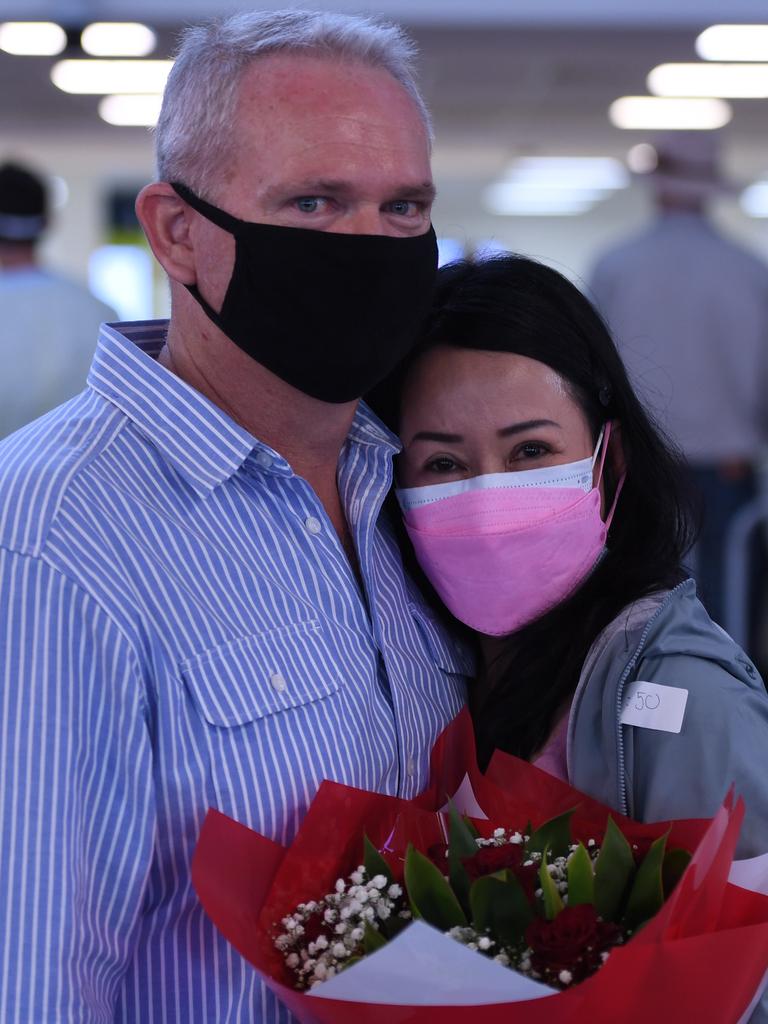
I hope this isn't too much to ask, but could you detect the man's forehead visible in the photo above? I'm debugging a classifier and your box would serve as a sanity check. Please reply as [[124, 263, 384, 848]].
[[236, 52, 423, 123]]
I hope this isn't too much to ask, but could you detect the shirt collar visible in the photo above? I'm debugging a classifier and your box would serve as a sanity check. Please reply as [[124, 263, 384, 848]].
[[88, 321, 262, 496], [88, 320, 401, 495]]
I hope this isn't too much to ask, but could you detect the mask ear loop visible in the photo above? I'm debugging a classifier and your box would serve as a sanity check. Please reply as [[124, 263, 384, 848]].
[[593, 421, 626, 531]]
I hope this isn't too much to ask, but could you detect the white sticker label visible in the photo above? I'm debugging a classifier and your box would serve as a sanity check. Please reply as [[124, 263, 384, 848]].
[[620, 680, 688, 734]]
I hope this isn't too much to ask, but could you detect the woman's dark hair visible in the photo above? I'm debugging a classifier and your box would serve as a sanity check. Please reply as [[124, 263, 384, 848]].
[[367, 254, 697, 767]]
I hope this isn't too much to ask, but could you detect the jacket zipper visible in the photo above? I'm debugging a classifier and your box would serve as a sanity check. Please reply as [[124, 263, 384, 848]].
[[614, 580, 691, 815]]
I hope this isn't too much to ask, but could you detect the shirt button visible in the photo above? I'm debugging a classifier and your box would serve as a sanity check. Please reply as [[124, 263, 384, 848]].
[[255, 451, 272, 470], [270, 672, 287, 692], [305, 516, 322, 535], [405, 756, 416, 778]]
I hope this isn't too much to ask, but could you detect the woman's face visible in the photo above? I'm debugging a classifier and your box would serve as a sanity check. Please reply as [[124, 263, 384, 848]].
[[397, 346, 596, 488]]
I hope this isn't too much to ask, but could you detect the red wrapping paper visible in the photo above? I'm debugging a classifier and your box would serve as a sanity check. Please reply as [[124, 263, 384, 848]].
[[192, 709, 768, 1022]]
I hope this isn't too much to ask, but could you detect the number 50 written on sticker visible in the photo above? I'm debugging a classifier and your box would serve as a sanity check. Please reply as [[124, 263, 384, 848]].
[[620, 680, 688, 734]]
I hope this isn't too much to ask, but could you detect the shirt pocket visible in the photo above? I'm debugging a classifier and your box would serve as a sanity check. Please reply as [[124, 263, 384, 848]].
[[179, 618, 341, 727]]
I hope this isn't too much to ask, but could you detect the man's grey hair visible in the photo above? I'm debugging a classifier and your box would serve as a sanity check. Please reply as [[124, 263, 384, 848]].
[[155, 9, 432, 196]]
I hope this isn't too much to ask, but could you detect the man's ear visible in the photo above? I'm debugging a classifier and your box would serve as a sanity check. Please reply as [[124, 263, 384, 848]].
[[135, 182, 197, 285]]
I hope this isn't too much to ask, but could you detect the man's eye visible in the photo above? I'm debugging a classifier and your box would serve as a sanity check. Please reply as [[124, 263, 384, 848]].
[[425, 455, 459, 473], [388, 200, 420, 217], [295, 197, 326, 213]]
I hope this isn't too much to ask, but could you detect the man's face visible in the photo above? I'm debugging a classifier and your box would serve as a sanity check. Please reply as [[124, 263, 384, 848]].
[[191, 53, 435, 308]]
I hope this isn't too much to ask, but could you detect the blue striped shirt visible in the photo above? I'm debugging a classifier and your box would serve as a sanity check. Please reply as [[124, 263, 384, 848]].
[[0, 321, 469, 1023]]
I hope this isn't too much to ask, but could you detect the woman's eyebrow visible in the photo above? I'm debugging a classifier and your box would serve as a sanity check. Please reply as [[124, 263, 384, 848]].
[[497, 419, 560, 437], [409, 430, 464, 444]]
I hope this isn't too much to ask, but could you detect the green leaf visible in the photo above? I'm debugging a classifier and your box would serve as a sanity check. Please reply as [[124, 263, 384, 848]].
[[363, 834, 393, 887], [527, 810, 574, 860], [623, 832, 668, 931], [469, 871, 533, 947], [662, 847, 691, 899], [594, 817, 636, 922], [448, 804, 479, 917], [404, 844, 467, 930], [463, 815, 480, 839], [362, 920, 388, 954], [538, 845, 564, 920], [566, 842, 595, 906]]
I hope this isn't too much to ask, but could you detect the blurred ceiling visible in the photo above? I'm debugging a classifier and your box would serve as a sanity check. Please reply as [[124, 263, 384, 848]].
[[2, 1, 768, 276]]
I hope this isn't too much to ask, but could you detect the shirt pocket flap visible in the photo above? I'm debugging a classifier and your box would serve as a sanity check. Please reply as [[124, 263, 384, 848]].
[[180, 619, 341, 727], [410, 603, 475, 676]]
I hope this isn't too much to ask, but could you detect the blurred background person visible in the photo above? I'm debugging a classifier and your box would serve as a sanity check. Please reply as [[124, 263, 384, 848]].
[[0, 160, 117, 438], [588, 132, 768, 666]]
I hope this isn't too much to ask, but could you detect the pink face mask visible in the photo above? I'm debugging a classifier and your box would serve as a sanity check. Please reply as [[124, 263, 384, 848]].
[[396, 423, 624, 636]]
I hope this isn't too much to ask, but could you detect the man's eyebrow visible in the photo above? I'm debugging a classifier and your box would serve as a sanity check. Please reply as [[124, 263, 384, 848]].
[[389, 182, 438, 202], [263, 180, 437, 201], [497, 419, 560, 437]]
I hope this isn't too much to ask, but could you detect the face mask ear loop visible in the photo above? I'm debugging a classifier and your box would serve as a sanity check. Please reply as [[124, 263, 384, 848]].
[[594, 420, 625, 530]]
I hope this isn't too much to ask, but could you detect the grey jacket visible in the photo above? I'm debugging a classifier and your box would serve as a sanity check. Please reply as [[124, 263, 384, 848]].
[[567, 579, 768, 860]]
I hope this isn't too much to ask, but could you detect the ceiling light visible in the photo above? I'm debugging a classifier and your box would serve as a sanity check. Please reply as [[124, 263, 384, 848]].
[[501, 156, 629, 190], [740, 181, 768, 217], [485, 184, 597, 217], [0, 21, 66, 56], [697, 24, 768, 62], [51, 59, 173, 95], [99, 94, 162, 126], [626, 143, 658, 174], [648, 62, 768, 98], [609, 96, 732, 130], [81, 22, 156, 58], [485, 156, 629, 217]]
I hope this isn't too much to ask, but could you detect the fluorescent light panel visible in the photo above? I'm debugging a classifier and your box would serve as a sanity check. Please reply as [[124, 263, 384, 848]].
[[99, 94, 162, 126], [501, 156, 629, 190], [81, 22, 156, 58], [697, 25, 768, 62], [0, 21, 66, 55], [51, 59, 173, 95], [485, 156, 629, 217], [609, 96, 732, 130], [648, 62, 768, 98]]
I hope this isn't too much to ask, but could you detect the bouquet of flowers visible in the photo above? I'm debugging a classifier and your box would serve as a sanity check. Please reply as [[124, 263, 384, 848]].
[[192, 710, 768, 1022]]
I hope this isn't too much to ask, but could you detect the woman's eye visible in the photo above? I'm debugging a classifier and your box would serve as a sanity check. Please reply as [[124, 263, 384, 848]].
[[516, 442, 548, 460], [424, 455, 460, 474]]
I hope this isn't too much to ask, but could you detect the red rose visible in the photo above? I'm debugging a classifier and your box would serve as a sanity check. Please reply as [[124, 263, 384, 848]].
[[525, 904, 621, 983], [462, 843, 525, 881]]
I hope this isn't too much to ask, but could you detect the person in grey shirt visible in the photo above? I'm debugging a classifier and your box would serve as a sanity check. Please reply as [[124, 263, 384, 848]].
[[0, 161, 117, 438], [588, 132, 768, 660]]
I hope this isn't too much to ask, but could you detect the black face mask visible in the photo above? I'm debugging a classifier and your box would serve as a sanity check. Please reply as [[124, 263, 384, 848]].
[[171, 182, 438, 403]]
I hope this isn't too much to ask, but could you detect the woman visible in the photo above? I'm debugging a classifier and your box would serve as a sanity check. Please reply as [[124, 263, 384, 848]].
[[370, 254, 768, 857]]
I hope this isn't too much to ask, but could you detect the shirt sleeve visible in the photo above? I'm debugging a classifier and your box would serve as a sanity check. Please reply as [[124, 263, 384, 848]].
[[0, 548, 156, 1023], [627, 649, 768, 859]]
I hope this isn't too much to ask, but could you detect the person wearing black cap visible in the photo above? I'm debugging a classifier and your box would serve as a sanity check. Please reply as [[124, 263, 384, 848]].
[[0, 160, 116, 437]]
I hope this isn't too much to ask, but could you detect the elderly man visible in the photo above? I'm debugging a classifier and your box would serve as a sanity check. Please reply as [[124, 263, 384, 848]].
[[0, 11, 468, 1022]]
